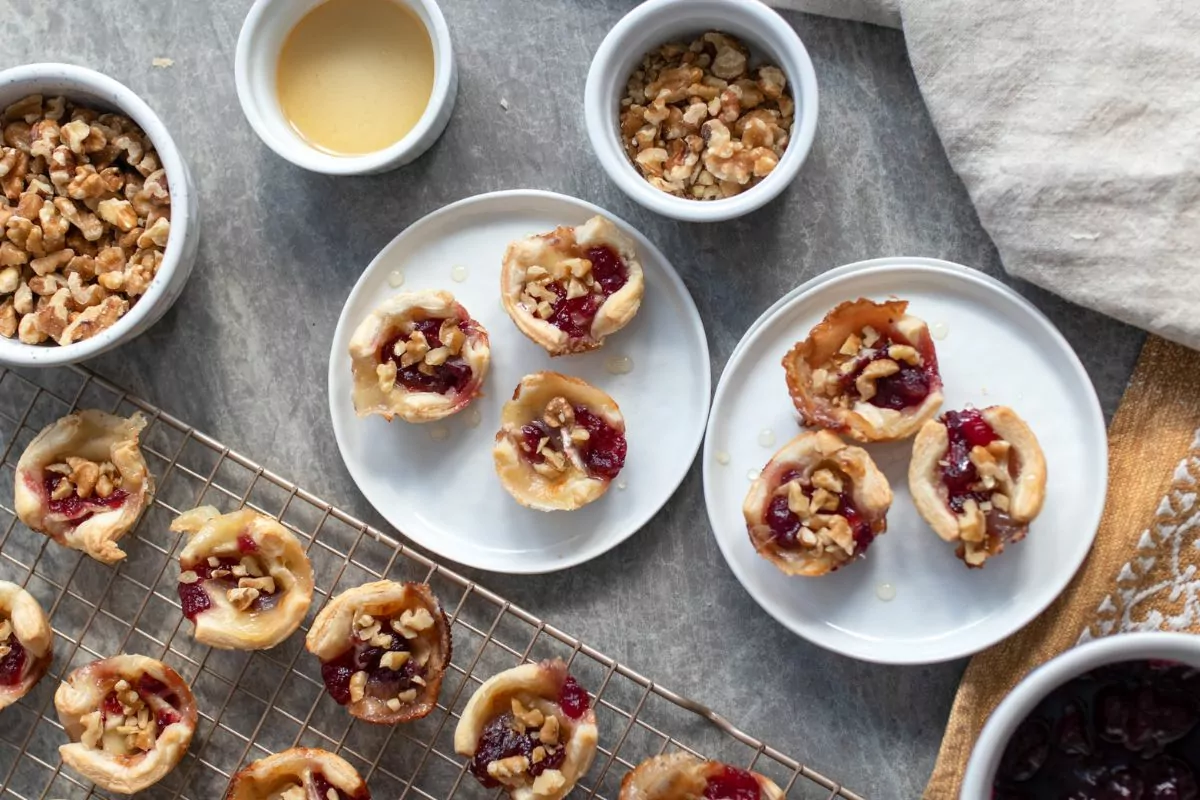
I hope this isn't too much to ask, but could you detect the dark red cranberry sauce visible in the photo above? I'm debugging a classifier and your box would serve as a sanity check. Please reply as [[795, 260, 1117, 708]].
[[838, 335, 939, 411], [939, 409, 1003, 513], [540, 245, 628, 340], [764, 469, 874, 556], [0, 626, 27, 687], [704, 765, 762, 800], [41, 474, 128, 521], [470, 713, 568, 788], [311, 773, 370, 800], [993, 660, 1200, 799], [379, 315, 477, 396], [559, 675, 590, 719], [319, 618, 426, 706], [518, 406, 627, 481], [178, 534, 276, 620]]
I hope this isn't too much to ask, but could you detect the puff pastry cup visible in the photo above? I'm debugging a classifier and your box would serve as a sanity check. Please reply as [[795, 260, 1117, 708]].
[[171, 506, 315, 650], [783, 298, 943, 442], [619, 753, 785, 800], [493, 372, 628, 511], [454, 658, 598, 800], [225, 747, 370, 800], [501, 215, 645, 356], [909, 406, 1047, 568], [306, 580, 451, 724], [55, 654, 197, 794], [0, 580, 53, 709], [14, 410, 154, 564], [743, 430, 892, 576], [349, 289, 490, 423]]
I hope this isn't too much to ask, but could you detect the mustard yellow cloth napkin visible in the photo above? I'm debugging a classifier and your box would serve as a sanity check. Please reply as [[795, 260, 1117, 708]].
[[924, 336, 1200, 797]]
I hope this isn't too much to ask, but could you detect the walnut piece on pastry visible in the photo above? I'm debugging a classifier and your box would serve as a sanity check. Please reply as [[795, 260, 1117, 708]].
[[783, 298, 943, 442], [55, 654, 197, 795], [493, 372, 628, 511], [619, 753, 785, 800], [454, 659, 598, 800], [501, 215, 645, 356], [743, 430, 892, 576], [171, 506, 315, 650], [349, 289, 490, 423], [224, 747, 370, 800], [909, 406, 1047, 568], [305, 580, 451, 724], [14, 410, 154, 564], [0, 581, 53, 710]]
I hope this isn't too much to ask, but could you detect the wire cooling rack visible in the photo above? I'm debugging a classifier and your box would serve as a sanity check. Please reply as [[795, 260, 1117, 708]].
[[0, 364, 864, 800]]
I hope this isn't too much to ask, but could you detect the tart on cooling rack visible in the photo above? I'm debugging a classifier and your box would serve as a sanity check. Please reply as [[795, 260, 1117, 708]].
[[348, 289, 491, 423], [910, 406, 1047, 568], [455, 658, 598, 800], [743, 430, 892, 576], [0, 581, 53, 710], [783, 298, 943, 442], [306, 580, 451, 724], [619, 753, 785, 800], [55, 654, 197, 794], [225, 747, 370, 800], [171, 506, 315, 650], [501, 215, 645, 356], [493, 372, 628, 511], [14, 410, 155, 564]]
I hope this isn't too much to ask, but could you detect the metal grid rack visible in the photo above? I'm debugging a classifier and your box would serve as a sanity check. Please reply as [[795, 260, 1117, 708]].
[[0, 364, 864, 800]]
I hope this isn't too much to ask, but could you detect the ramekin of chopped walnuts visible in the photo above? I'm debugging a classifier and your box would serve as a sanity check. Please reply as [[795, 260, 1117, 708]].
[[0, 64, 199, 366], [584, 0, 818, 222]]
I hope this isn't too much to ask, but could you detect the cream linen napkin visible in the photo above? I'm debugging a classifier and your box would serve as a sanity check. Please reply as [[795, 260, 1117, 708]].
[[770, 0, 1200, 350]]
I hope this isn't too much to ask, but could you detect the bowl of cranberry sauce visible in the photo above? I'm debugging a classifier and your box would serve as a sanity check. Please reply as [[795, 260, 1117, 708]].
[[962, 633, 1200, 799]]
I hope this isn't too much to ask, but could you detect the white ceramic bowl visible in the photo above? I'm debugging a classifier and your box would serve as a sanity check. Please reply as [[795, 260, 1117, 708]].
[[0, 63, 199, 368], [962, 632, 1200, 797], [235, 0, 457, 175], [584, 0, 818, 223]]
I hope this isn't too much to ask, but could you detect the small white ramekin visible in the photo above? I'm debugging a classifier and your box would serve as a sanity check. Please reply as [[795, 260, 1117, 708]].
[[961, 632, 1200, 797], [0, 63, 200, 369], [235, 0, 457, 175], [584, 0, 818, 223]]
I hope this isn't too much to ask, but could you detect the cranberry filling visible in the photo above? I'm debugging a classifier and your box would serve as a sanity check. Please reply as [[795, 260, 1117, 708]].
[[839, 337, 938, 410], [319, 620, 425, 706], [704, 765, 762, 800], [0, 633, 27, 687], [763, 471, 874, 556], [558, 675, 590, 720], [380, 317, 476, 396], [541, 245, 627, 340], [993, 660, 1200, 799], [518, 408, 626, 481], [177, 552, 278, 621], [312, 773, 368, 800], [939, 409, 1001, 513], [42, 474, 128, 520], [470, 713, 568, 788], [97, 674, 182, 736]]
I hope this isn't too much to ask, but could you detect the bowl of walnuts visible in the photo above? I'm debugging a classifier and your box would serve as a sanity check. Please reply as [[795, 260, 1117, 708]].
[[584, 0, 818, 223], [0, 63, 199, 367]]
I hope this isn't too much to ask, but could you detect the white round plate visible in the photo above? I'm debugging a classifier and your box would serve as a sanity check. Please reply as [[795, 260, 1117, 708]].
[[329, 190, 711, 573], [703, 257, 1107, 664]]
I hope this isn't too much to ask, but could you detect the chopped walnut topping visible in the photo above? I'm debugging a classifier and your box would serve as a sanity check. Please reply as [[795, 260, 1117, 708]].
[[386, 697, 403, 712], [855, 359, 900, 402], [392, 607, 434, 639], [774, 471, 859, 557], [45, 456, 121, 502], [178, 570, 199, 585], [397, 688, 418, 703], [512, 698, 545, 728], [238, 575, 275, 594], [349, 670, 368, 703], [379, 651, 409, 671], [538, 713, 560, 747], [487, 755, 530, 780], [226, 586, 260, 611]]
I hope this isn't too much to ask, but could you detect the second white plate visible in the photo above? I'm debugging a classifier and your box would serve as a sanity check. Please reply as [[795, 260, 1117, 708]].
[[703, 258, 1107, 664]]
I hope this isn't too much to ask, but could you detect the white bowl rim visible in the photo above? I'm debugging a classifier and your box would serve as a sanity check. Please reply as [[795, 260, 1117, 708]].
[[234, 0, 455, 175], [0, 62, 192, 368], [962, 631, 1200, 797], [584, 0, 819, 222]]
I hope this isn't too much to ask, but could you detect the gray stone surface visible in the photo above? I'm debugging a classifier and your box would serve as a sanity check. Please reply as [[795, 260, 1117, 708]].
[[5, 1, 1144, 797]]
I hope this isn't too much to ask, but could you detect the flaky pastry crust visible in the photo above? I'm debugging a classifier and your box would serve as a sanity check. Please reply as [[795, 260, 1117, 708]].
[[501, 215, 645, 356], [0, 580, 53, 710], [493, 372, 626, 511], [619, 753, 785, 800], [224, 747, 370, 800], [743, 430, 892, 576], [783, 298, 943, 442], [171, 506, 315, 650], [55, 654, 197, 794], [14, 410, 154, 564], [348, 290, 490, 423]]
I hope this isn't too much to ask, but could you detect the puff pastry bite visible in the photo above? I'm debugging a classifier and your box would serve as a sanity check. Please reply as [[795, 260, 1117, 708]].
[[14, 410, 154, 564], [55, 654, 197, 794], [501, 215, 645, 356], [0, 581, 53, 709], [743, 430, 892, 576], [619, 753, 785, 800], [349, 290, 490, 423], [171, 506, 315, 650], [455, 659, 598, 800], [225, 747, 370, 800], [493, 372, 628, 511], [783, 298, 943, 442], [910, 406, 1047, 568], [306, 580, 450, 724]]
